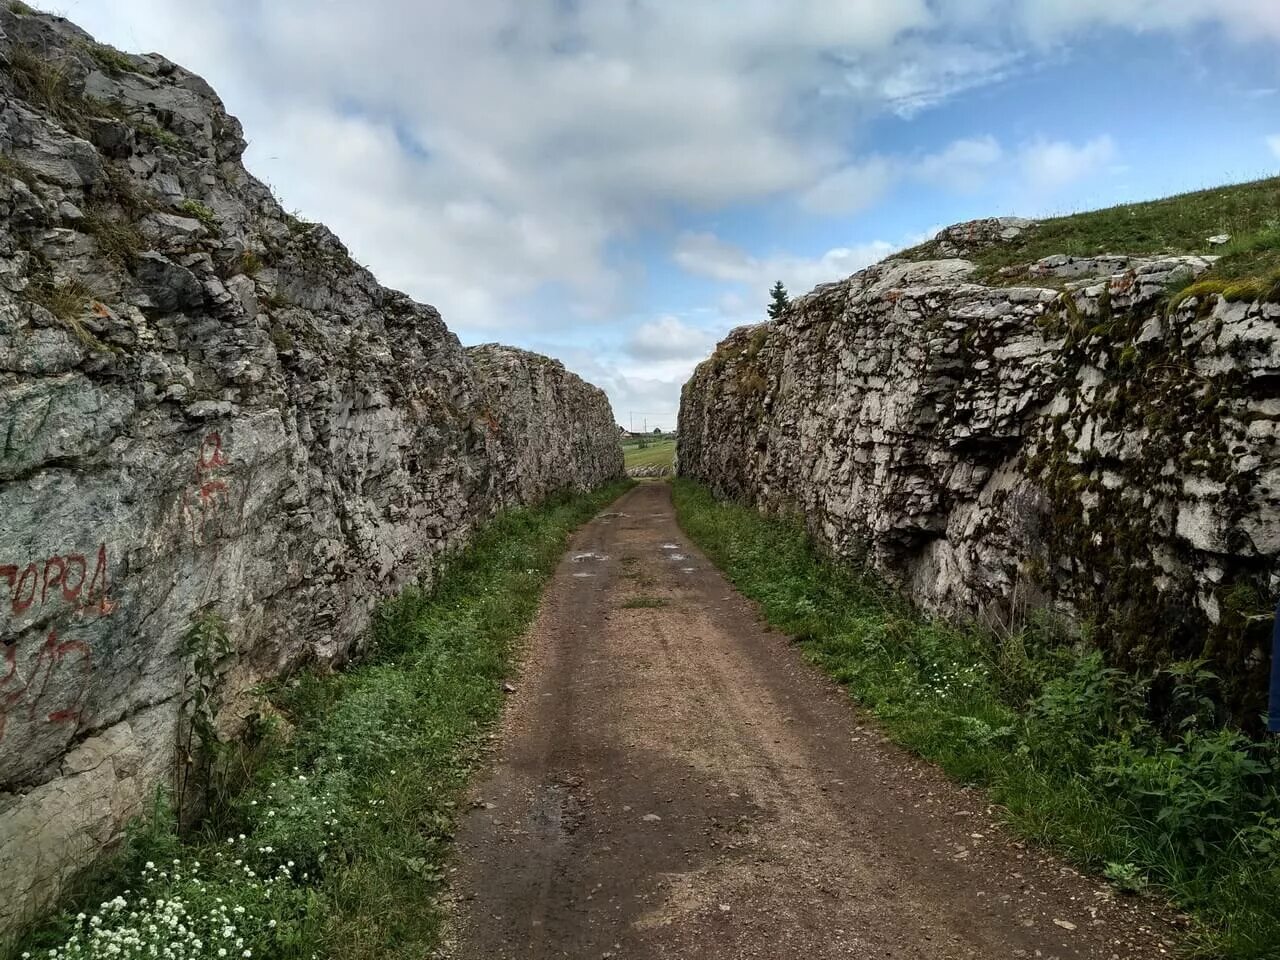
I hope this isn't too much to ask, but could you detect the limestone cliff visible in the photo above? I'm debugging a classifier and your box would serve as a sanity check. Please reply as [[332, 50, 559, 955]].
[[679, 232, 1279, 722], [0, 6, 621, 933], [465, 344, 624, 505]]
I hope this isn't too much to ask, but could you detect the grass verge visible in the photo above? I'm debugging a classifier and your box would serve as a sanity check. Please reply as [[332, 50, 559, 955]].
[[9, 479, 632, 960], [672, 478, 1280, 960]]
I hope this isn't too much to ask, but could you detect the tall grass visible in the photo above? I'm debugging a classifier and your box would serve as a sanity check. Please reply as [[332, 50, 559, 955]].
[[673, 479, 1280, 959], [9, 480, 632, 960]]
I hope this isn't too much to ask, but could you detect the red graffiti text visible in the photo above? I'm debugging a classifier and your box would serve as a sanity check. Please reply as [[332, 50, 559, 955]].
[[0, 629, 92, 743], [185, 432, 234, 545], [0, 543, 114, 619]]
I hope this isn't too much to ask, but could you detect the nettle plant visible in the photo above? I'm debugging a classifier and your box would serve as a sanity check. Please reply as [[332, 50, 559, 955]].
[[177, 609, 233, 826]]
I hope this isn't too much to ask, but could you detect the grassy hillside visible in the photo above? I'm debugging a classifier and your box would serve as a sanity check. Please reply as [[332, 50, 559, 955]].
[[905, 175, 1280, 293]]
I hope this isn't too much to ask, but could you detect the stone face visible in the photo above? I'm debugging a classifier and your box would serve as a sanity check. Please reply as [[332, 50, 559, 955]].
[[0, 9, 621, 934], [678, 244, 1279, 724], [931, 217, 1036, 257], [465, 344, 625, 504]]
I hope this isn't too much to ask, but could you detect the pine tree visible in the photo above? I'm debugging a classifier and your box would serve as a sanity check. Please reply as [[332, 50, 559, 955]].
[[767, 280, 789, 320]]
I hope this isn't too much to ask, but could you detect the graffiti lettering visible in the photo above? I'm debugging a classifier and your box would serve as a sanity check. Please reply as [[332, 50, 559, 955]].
[[185, 432, 233, 545], [0, 629, 93, 743], [0, 545, 112, 618], [11, 563, 36, 613], [197, 431, 230, 475]]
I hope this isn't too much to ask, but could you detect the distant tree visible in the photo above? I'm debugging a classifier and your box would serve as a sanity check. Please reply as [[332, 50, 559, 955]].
[[653, 426, 662, 434], [767, 280, 789, 320]]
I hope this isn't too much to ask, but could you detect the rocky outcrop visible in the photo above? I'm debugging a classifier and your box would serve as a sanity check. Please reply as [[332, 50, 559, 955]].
[[679, 239, 1280, 721], [466, 344, 624, 504], [0, 7, 620, 934]]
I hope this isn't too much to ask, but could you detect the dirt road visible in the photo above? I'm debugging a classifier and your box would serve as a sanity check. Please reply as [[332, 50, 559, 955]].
[[449, 483, 1177, 959]]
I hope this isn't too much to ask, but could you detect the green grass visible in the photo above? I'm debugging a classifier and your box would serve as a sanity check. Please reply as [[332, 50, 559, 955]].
[[9, 480, 632, 960], [77, 41, 137, 76], [138, 123, 184, 152], [620, 596, 667, 609], [623, 438, 676, 471], [179, 198, 220, 232], [672, 478, 1280, 960], [902, 176, 1280, 294]]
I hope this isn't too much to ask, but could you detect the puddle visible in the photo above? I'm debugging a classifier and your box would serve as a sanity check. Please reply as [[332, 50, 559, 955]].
[[667, 554, 687, 561], [681, 567, 695, 573], [572, 572, 595, 578], [660, 543, 681, 550], [572, 552, 609, 562]]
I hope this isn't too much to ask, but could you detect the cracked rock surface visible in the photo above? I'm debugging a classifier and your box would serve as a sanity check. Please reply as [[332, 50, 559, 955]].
[[0, 6, 621, 932], [678, 232, 1278, 722]]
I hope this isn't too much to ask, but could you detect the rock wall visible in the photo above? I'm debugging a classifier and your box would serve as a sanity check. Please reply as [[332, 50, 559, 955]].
[[679, 243, 1280, 722], [0, 7, 621, 935], [465, 344, 624, 504]]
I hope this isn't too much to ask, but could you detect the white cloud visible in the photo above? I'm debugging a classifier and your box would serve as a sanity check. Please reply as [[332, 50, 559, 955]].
[[1268, 135, 1280, 161], [546, 345, 700, 432], [674, 233, 897, 299], [625, 316, 714, 362], [842, 41, 1018, 117], [63, 0, 1277, 341], [914, 135, 1005, 189], [799, 156, 898, 215], [935, 0, 1280, 42], [609, 232, 903, 427], [68, 0, 943, 330], [1010, 0, 1280, 42], [801, 134, 1004, 215], [1018, 136, 1117, 191]]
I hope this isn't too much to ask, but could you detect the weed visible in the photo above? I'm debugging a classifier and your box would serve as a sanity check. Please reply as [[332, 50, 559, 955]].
[[672, 478, 1280, 959], [79, 40, 136, 76], [1167, 273, 1280, 314], [239, 250, 262, 276], [268, 323, 294, 354], [283, 212, 311, 235], [90, 162, 151, 218], [8, 45, 76, 122], [177, 609, 233, 828], [260, 288, 291, 311], [1104, 861, 1149, 895], [180, 198, 220, 232], [83, 210, 145, 265], [22, 271, 113, 353], [8, 45, 134, 138], [8, 1, 35, 14], [25, 274, 88, 321], [138, 123, 183, 152], [896, 176, 1280, 291]]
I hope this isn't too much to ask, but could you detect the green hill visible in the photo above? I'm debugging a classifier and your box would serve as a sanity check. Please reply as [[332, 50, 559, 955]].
[[906, 175, 1280, 296]]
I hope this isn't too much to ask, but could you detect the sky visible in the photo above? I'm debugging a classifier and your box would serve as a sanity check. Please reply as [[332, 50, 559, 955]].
[[62, 1, 1280, 430]]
